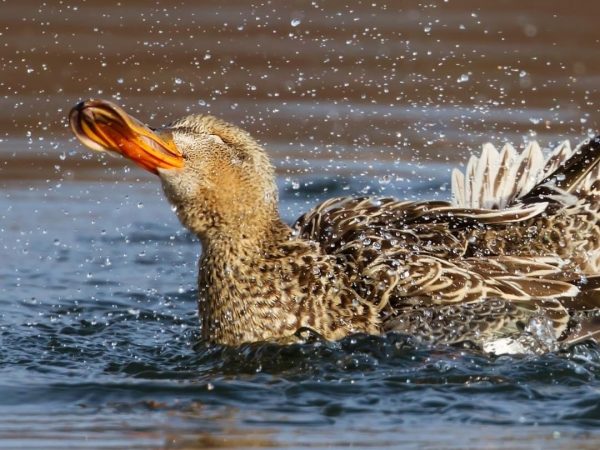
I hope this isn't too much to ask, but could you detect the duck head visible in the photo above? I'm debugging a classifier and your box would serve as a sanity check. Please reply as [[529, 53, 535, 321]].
[[70, 99, 279, 241]]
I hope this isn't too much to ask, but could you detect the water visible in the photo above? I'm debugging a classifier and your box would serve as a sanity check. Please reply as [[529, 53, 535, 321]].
[[2, 1, 600, 448], [2, 168, 600, 448]]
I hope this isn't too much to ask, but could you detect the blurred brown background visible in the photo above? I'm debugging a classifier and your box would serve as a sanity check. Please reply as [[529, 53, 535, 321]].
[[1, 0, 600, 182]]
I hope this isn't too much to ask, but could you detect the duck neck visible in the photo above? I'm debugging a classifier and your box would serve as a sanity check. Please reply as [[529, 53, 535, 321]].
[[197, 211, 296, 344], [196, 210, 380, 345], [199, 207, 292, 257]]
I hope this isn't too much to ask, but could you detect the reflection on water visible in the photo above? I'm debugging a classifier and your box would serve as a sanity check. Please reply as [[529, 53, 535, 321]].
[[2, 0, 600, 448]]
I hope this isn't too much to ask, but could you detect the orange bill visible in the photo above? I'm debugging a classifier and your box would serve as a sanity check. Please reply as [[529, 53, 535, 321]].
[[69, 99, 183, 174]]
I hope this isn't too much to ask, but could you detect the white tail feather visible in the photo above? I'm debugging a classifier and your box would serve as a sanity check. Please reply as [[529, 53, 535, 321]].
[[452, 140, 575, 210], [542, 140, 572, 177], [477, 143, 500, 209], [451, 169, 465, 206], [512, 141, 544, 199]]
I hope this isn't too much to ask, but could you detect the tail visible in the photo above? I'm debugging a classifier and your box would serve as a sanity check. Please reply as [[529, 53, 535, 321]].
[[452, 135, 600, 209], [451, 135, 600, 350], [530, 135, 600, 196]]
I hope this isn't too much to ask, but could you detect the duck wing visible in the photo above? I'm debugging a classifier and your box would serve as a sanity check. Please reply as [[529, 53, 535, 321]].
[[294, 136, 600, 348], [294, 197, 576, 342]]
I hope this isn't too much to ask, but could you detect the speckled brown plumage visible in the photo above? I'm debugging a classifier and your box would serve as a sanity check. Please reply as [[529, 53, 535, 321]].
[[70, 100, 600, 354]]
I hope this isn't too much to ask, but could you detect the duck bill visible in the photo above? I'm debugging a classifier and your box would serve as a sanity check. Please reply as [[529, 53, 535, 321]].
[[69, 99, 183, 174]]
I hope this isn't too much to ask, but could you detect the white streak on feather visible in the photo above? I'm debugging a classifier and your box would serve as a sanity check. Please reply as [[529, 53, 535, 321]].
[[465, 155, 478, 208], [451, 168, 465, 206], [494, 143, 517, 208], [543, 140, 572, 177], [476, 143, 500, 209], [451, 139, 582, 211]]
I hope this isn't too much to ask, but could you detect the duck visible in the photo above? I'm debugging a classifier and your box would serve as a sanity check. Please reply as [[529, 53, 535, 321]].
[[69, 99, 600, 354]]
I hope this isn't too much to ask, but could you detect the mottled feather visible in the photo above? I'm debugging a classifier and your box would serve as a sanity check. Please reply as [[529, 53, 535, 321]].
[[294, 136, 600, 352]]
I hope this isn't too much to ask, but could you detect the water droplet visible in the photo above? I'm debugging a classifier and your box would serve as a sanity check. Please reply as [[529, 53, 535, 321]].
[[174, 78, 183, 85], [291, 18, 301, 27], [378, 175, 392, 185], [117, 78, 124, 84], [457, 73, 469, 83]]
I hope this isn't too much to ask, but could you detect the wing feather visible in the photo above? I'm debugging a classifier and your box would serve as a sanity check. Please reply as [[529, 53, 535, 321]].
[[292, 135, 600, 350], [493, 143, 518, 208]]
